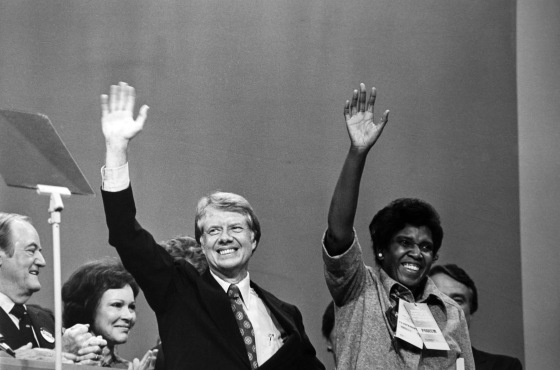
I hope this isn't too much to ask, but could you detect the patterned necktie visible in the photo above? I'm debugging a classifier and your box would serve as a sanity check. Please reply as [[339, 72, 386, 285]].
[[228, 284, 258, 369], [10, 304, 39, 348], [386, 287, 410, 332]]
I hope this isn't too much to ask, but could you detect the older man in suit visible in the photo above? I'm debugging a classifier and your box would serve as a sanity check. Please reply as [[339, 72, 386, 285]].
[[0, 213, 54, 351], [0, 213, 105, 362], [100, 82, 324, 370]]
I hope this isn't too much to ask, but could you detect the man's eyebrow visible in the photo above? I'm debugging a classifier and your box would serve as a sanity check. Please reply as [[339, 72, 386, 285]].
[[26, 242, 41, 250]]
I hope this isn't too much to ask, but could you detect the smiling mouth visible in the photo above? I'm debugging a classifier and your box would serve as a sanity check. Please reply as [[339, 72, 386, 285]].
[[29, 271, 39, 276], [218, 248, 237, 255], [402, 263, 420, 272]]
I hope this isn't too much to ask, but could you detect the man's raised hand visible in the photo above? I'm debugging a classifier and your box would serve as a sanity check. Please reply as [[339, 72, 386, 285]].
[[101, 82, 148, 151]]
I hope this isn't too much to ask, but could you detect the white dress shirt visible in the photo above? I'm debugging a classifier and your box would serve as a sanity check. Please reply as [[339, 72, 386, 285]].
[[210, 271, 283, 365], [0, 292, 19, 328]]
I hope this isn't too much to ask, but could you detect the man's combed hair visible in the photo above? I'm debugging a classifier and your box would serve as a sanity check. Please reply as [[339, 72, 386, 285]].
[[0, 212, 32, 256], [194, 191, 261, 247], [159, 235, 208, 274], [429, 264, 478, 314], [62, 257, 139, 328], [369, 198, 443, 257]]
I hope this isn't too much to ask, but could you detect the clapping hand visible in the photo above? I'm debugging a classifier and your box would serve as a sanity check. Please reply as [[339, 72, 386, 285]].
[[128, 349, 158, 370]]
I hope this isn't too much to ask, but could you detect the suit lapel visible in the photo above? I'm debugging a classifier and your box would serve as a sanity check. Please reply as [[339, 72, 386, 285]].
[[251, 282, 297, 336], [251, 282, 302, 370], [198, 270, 251, 368], [0, 308, 21, 349], [27, 306, 55, 349]]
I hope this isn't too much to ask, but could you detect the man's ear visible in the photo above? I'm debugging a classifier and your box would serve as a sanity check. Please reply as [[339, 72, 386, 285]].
[[251, 233, 257, 253]]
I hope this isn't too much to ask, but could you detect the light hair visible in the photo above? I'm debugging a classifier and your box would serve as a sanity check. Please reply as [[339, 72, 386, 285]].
[[194, 191, 261, 248], [0, 212, 32, 257]]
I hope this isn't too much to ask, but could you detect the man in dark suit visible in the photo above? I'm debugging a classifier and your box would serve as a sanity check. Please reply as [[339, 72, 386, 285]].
[[0, 213, 105, 362], [430, 264, 523, 370], [0, 213, 55, 352], [99, 82, 324, 370]]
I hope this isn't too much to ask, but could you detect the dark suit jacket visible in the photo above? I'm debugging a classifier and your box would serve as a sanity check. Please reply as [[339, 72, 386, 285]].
[[473, 347, 523, 370], [102, 186, 324, 370], [0, 304, 55, 350]]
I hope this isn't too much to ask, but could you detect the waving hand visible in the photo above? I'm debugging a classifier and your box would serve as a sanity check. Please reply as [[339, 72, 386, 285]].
[[344, 83, 389, 152], [101, 82, 149, 168]]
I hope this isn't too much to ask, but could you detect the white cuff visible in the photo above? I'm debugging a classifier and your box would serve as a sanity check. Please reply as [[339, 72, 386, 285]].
[[101, 163, 130, 192]]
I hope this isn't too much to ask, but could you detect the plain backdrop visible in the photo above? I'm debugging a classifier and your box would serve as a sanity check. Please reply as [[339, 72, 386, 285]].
[[518, 0, 560, 369], [0, 1, 529, 368]]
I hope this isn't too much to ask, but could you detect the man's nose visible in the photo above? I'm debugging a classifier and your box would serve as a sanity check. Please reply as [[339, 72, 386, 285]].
[[218, 229, 233, 243], [35, 251, 46, 267]]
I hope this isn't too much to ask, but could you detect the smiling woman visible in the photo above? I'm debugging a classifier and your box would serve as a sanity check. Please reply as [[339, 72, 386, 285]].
[[369, 198, 442, 299], [62, 258, 157, 369], [322, 84, 474, 368]]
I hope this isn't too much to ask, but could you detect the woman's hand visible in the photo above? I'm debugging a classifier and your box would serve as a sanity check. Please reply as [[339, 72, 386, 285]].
[[344, 83, 389, 153], [73, 335, 107, 365], [128, 349, 158, 370], [62, 323, 94, 354]]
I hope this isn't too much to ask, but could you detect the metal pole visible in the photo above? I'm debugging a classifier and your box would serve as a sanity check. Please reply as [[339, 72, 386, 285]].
[[38, 185, 70, 370], [49, 203, 62, 370]]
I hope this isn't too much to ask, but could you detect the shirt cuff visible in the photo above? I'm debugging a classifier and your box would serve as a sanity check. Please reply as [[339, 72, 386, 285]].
[[101, 163, 130, 192]]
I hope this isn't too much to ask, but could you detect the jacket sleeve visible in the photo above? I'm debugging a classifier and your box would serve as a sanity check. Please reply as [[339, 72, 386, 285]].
[[101, 185, 178, 314], [292, 306, 325, 370]]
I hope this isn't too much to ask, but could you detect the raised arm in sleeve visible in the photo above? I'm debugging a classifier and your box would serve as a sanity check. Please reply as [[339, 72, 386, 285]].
[[325, 83, 389, 256]]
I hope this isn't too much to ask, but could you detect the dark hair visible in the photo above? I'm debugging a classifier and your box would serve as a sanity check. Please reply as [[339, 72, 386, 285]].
[[62, 258, 140, 328], [0, 213, 32, 257], [321, 301, 335, 339], [429, 264, 478, 314], [369, 198, 443, 258], [159, 235, 208, 274], [194, 191, 261, 247]]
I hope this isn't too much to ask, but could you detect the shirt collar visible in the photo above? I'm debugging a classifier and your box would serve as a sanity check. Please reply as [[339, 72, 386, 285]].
[[379, 267, 443, 305], [0, 291, 17, 316], [209, 270, 252, 304], [422, 276, 446, 305]]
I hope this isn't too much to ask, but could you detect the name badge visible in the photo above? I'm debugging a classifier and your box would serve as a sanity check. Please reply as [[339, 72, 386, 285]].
[[40, 328, 55, 343], [403, 301, 450, 351], [395, 299, 423, 348]]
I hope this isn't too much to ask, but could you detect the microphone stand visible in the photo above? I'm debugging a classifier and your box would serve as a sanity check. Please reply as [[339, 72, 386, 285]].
[[37, 185, 71, 370]]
